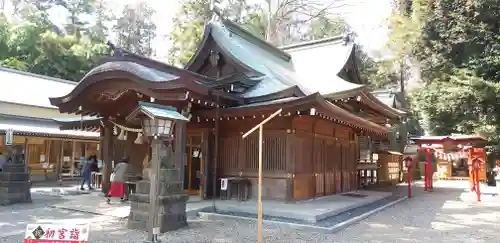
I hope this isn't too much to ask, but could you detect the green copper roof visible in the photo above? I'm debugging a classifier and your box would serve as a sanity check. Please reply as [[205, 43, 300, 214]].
[[137, 102, 190, 121], [208, 20, 365, 99]]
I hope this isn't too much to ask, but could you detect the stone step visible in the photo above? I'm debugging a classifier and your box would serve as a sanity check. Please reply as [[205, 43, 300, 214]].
[[0, 172, 30, 182]]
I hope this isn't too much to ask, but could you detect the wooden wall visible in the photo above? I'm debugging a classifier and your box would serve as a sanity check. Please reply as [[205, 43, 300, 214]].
[[291, 116, 358, 200], [217, 117, 292, 200], [216, 115, 360, 201]]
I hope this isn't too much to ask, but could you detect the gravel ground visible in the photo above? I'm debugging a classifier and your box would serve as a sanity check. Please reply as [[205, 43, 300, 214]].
[[1, 181, 499, 243]]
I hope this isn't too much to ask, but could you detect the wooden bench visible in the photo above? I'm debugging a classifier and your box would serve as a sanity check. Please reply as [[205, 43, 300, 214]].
[[28, 165, 56, 182]]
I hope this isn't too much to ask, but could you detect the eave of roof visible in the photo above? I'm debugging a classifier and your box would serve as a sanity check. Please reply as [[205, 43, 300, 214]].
[[49, 58, 244, 109], [411, 135, 487, 144], [0, 66, 77, 109], [194, 93, 388, 134]]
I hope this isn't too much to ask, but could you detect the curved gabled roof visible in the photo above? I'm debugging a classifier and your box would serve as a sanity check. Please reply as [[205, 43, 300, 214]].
[[185, 20, 368, 100], [49, 55, 244, 109]]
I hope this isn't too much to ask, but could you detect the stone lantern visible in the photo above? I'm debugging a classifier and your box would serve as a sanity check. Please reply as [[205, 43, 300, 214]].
[[125, 101, 189, 241]]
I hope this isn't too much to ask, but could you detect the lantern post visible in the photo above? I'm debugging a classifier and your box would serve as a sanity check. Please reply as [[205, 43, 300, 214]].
[[127, 102, 190, 243]]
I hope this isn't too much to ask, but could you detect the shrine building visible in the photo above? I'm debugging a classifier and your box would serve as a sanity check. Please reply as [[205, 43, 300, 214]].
[[49, 19, 405, 201], [0, 67, 99, 182]]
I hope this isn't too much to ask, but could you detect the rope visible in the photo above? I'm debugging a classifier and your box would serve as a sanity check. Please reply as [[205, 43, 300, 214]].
[[109, 120, 142, 133]]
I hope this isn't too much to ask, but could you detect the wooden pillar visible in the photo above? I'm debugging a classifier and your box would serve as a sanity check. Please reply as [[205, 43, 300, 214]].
[[57, 140, 64, 181], [285, 132, 295, 202], [101, 121, 113, 194], [175, 122, 187, 193]]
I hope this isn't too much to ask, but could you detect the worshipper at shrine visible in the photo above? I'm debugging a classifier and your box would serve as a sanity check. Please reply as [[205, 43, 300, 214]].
[[106, 157, 129, 203], [80, 155, 96, 190]]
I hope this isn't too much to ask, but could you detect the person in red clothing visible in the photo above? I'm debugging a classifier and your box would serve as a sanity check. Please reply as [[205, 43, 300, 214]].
[[107, 157, 129, 203]]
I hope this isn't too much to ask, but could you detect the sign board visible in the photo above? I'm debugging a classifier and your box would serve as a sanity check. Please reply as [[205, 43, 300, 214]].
[[5, 128, 13, 146], [24, 223, 90, 243], [220, 178, 228, 191]]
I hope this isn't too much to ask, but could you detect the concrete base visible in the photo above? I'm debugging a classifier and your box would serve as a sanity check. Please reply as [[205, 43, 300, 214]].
[[0, 164, 32, 205], [212, 190, 392, 223], [127, 169, 188, 233]]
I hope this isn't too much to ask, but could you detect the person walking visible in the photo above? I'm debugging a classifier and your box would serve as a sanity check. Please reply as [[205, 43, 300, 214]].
[[107, 157, 129, 203], [80, 155, 96, 190]]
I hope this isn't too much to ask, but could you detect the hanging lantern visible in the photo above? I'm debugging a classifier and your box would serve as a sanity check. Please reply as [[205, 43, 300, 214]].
[[123, 130, 128, 140], [113, 125, 118, 135], [134, 132, 144, 144], [117, 129, 125, 140]]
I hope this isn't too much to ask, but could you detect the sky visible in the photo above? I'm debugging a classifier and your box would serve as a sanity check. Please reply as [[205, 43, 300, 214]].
[[4, 0, 394, 60]]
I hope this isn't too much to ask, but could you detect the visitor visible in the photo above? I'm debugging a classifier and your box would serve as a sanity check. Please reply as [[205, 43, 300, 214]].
[[80, 155, 96, 190], [106, 157, 129, 203]]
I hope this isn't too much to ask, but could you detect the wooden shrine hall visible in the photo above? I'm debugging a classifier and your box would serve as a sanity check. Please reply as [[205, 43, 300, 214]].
[[49, 19, 405, 202]]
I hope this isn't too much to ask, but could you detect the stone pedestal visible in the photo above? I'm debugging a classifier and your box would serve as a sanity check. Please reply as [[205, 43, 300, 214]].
[[127, 168, 188, 232], [0, 164, 31, 205]]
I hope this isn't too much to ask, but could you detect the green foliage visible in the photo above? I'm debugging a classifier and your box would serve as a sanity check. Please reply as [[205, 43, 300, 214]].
[[167, 0, 352, 67], [168, 0, 211, 67], [306, 14, 348, 40], [168, 0, 266, 67], [0, 3, 109, 81], [387, 0, 500, 152]]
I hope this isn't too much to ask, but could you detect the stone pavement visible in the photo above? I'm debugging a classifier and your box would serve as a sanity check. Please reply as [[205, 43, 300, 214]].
[[49, 193, 209, 218], [38, 186, 391, 222], [1, 180, 499, 242], [212, 190, 391, 223]]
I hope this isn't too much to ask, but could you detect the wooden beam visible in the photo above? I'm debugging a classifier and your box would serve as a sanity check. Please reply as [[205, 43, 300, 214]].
[[241, 108, 282, 243]]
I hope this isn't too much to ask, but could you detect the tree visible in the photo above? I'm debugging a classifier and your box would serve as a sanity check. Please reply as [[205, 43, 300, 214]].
[[168, 0, 211, 67], [52, 0, 96, 38], [168, 0, 268, 66], [265, 0, 349, 45], [168, 0, 347, 66], [87, 0, 112, 43], [114, 2, 156, 57], [304, 14, 348, 40], [0, 12, 109, 81]]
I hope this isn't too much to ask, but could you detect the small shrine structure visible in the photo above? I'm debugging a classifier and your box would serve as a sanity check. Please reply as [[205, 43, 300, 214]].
[[411, 135, 487, 183]]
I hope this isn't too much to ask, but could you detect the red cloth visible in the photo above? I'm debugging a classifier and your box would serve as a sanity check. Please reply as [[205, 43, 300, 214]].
[[108, 181, 125, 198]]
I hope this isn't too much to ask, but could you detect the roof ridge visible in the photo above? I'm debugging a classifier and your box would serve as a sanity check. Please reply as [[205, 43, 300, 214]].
[[281, 35, 345, 51], [105, 52, 216, 81], [0, 66, 78, 85], [221, 20, 292, 62]]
